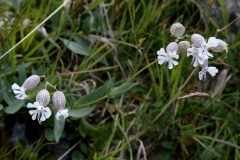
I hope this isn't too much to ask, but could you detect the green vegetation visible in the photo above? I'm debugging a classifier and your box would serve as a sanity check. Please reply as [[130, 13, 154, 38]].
[[0, 0, 240, 159]]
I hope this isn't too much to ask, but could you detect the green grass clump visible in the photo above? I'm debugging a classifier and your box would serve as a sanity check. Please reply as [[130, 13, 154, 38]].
[[0, 0, 240, 159]]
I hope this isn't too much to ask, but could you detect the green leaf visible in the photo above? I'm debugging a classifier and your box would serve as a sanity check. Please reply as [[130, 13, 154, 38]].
[[71, 150, 83, 160], [4, 100, 25, 114], [74, 82, 109, 107], [68, 106, 95, 118], [109, 83, 138, 98], [19, 62, 27, 84], [54, 111, 65, 142], [45, 128, 55, 141], [59, 38, 89, 56]]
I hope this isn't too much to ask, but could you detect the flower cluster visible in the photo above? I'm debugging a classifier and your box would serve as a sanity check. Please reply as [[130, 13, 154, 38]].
[[12, 75, 68, 124], [157, 22, 228, 81]]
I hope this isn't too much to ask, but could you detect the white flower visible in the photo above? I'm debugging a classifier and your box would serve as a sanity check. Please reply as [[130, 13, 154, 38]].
[[191, 34, 218, 59], [12, 83, 27, 100], [27, 102, 52, 123], [199, 67, 218, 81], [52, 91, 68, 120], [27, 89, 51, 123], [55, 109, 69, 120], [157, 48, 179, 69], [11, 75, 40, 100], [23, 19, 31, 28], [187, 46, 204, 67]]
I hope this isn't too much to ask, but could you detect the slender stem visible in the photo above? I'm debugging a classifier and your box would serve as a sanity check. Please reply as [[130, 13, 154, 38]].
[[214, 16, 240, 37]]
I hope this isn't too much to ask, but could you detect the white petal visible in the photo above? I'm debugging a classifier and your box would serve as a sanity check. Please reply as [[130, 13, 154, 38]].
[[157, 48, 166, 56], [197, 48, 204, 57], [27, 103, 35, 108], [158, 57, 166, 65], [43, 107, 52, 118], [29, 110, 36, 115], [207, 37, 218, 48], [197, 57, 204, 64], [12, 83, 20, 90], [157, 55, 166, 60], [207, 67, 218, 76], [187, 52, 193, 57], [40, 113, 46, 122], [168, 60, 173, 69], [15, 93, 27, 100], [55, 112, 61, 120], [192, 58, 198, 67], [30, 110, 38, 120], [62, 109, 69, 119], [199, 71, 203, 80], [172, 60, 178, 66], [172, 51, 179, 59]]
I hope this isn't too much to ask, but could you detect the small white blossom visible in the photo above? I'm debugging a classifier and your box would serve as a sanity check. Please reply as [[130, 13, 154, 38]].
[[187, 46, 204, 67], [12, 83, 27, 100], [55, 109, 69, 120], [198, 60, 218, 81], [23, 19, 31, 28], [27, 102, 52, 123], [27, 89, 51, 123], [157, 42, 179, 69], [53, 91, 68, 120], [191, 34, 218, 59], [11, 75, 40, 100]]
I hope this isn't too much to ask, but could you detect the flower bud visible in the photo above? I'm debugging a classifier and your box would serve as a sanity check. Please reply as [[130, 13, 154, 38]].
[[36, 89, 50, 107], [22, 75, 40, 91], [166, 42, 178, 53], [191, 34, 205, 48], [209, 39, 228, 52], [53, 91, 66, 110], [178, 41, 191, 53], [170, 22, 185, 37]]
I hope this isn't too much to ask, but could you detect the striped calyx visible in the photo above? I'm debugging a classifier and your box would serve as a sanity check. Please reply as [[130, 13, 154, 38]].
[[166, 42, 178, 53], [36, 89, 50, 107], [209, 39, 228, 52], [170, 22, 185, 37], [191, 34, 205, 48], [22, 75, 40, 91], [178, 41, 191, 53], [53, 91, 66, 110]]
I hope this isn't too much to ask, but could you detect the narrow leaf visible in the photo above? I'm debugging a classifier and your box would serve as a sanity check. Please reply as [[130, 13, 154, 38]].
[[68, 106, 95, 118], [74, 82, 108, 107], [54, 112, 65, 143], [59, 38, 89, 55], [4, 100, 25, 114], [109, 83, 138, 98]]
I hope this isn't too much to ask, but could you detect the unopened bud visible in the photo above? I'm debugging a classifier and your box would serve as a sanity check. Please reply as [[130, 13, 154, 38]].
[[170, 22, 185, 37], [22, 75, 40, 91], [209, 39, 228, 52], [36, 89, 50, 107], [178, 41, 191, 53], [191, 34, 205, 48], [166, 42, 178, 53], [53, 91, 66, 110]]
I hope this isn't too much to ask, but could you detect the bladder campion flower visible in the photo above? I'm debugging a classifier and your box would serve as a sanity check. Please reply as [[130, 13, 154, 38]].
[[209, 39, 228, 53], [53, 91, 68, 120], [198, 60, 218, 81], [187, 45, 204, 67], [191, 34, 218, 59], [12, 75, 40, 100], [27, 89, 52, 123], [157, 42, 179, 69]]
